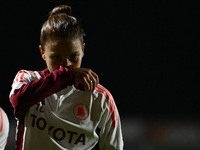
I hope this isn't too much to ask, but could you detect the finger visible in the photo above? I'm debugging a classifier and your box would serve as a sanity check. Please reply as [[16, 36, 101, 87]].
[[91, 71, 99, 86], [83, 77, 90, 92], [88, 76, 95, 92], [84, 70, 95, 92], [91, 79, 98, 89], [90, 72, 99, 90], [89, 80, 94, 92], [86, 74, 96, 92], [90, 71, 98, 82]]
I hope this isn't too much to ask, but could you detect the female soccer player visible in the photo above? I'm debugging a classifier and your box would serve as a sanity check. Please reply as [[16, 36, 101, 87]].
[[10, 5, 123, 150]]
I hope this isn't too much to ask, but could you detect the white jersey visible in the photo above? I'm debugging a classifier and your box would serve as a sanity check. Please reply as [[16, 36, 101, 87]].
[[9, 68, 123, 150], [0, 107, 9, 150]]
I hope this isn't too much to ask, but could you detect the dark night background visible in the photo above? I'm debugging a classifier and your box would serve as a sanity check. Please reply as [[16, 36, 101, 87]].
[[1, 0, 200, 149]]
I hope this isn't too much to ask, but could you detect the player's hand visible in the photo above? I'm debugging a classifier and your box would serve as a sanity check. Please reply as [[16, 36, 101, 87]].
[[73, 68, 99, 92]]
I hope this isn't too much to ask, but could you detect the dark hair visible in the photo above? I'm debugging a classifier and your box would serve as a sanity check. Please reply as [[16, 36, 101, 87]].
[[40, 5, 85, 49]]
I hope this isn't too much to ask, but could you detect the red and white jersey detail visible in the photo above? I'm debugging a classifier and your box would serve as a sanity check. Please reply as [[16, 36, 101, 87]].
[[10, 70, 41, 97], [13, 70, 35, 84], [0, 107, 9, 150], [9, 68, 124, 150], [95, 85, 118, 129]]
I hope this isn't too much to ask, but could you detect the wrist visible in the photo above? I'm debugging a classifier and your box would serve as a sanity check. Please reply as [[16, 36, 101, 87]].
[[62, 66, 75, 85]]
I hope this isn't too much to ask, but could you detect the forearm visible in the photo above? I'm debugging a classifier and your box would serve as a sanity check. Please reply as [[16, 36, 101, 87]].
[[9, 67, 74, 118]]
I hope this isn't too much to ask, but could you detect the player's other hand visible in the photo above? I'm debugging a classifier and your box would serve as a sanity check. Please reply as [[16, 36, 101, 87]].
[[73, 68, 99, 92]]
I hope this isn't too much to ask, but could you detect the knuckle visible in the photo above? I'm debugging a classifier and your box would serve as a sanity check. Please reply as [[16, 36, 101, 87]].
[[86, 69, 92, 74]]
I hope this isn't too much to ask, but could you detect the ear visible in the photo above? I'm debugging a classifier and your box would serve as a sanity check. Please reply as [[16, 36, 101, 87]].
[[82, 43, 85, 57], [39, 45, 46, 61]]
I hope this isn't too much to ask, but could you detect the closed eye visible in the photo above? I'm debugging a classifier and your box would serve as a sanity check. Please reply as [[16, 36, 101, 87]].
[[69, 53, 80, 61], [50, 55, 61, 61]]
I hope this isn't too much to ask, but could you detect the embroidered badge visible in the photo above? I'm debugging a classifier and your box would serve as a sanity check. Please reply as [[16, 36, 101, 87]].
[[73, 104, 89, 120]]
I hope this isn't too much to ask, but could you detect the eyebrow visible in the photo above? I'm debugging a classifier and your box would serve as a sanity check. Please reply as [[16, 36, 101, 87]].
[[49, 50, 81, 55]]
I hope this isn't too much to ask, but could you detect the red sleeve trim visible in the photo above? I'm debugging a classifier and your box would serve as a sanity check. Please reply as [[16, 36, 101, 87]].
[[95, 85, 118, 129], [0, 108, 3, 132]]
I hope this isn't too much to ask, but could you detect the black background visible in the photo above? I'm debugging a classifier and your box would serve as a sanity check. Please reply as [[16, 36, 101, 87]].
[[1, 0, 200, 117]]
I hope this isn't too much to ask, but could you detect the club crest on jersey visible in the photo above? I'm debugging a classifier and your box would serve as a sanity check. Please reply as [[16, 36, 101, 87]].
[[73, 104, 89, 120]]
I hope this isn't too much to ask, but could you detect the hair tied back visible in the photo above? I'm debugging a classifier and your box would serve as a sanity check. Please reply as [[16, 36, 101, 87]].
[[40, 4, 85, 48], [49, 5, 72, 18]]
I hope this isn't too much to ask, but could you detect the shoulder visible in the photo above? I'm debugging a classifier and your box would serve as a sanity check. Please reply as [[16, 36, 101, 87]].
[[94, 84, 117, 116], [11, 69, 42, 92], [0, 107, 9, 134], [94, 84, 119, 128], [12, 69, 42, 84], [10, 69, 43, 97], [95, 84, 114, 101], [0, 108, 9, 149]]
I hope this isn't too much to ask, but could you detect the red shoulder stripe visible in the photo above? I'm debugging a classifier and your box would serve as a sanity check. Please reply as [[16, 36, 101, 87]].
[[97, 84, 118, 121], [0, 108, 3, 132], [95, 85, 118, 128], [13, 70, 35, 84], [19, 72, 25, 82], [14, 72, 21, 84]]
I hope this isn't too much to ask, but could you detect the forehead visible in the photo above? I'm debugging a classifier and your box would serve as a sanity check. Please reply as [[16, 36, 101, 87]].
[[45, 38, 82, 53]]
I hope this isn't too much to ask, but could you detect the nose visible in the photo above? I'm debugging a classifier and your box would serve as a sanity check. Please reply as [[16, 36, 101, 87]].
[[62, 59, 72, 67]]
